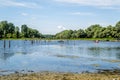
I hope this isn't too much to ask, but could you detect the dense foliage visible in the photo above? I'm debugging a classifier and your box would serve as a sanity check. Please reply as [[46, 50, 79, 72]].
[[55, 22, 120, 39], [0, 20, 120, 39], [0, 21, 43, 38]]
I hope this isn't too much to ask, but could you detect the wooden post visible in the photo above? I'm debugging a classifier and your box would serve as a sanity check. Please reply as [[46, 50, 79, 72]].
[[9, 40, 11, 48], [4, 40, 6, 48], [31, 40, 33, 45]]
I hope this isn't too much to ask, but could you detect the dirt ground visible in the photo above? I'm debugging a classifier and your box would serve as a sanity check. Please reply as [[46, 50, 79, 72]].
[[0, 72, 120, 80]]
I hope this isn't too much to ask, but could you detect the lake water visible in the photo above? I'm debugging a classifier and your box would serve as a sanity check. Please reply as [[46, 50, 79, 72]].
[[0, 40, 120, 75]]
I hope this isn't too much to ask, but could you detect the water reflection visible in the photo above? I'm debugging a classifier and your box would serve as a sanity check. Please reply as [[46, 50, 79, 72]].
[[87, 46, 120, 59], [116, 52, 120, 59], [88, 47, 120, 50], [0, 40, 120, 60], [0, 52, 14, 60], [0, 40, 31, 60], [0, 40, 120, 73], [54, 54, 80, 59]]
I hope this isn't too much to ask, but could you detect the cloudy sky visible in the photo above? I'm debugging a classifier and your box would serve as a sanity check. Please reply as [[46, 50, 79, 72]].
[[0, 0, 120, 34]]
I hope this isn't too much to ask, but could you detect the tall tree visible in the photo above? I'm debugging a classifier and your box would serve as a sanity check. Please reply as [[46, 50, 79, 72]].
[[76, 29, 86, 38], [8, 23, 15, 38], [115, 21, 120, 39], [21, 24, 28, 38], [0, 21, 9, 38], [85, 24, 102, 38], [15, 26, 20, 38]]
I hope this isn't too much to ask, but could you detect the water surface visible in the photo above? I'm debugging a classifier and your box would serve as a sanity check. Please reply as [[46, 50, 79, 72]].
[[0, 40, 120, 75]]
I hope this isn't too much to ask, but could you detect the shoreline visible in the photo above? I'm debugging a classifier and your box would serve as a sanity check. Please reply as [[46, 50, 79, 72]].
[[0, 38, 120, 42], [0, 71, 120, 80], [0, 69, 120, 80]]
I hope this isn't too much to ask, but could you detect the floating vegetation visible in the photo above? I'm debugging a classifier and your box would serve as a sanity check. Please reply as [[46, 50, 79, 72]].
[[0, 70, 8, 72], [57, 40, 64, 43], [88, 47, 120, 50], [102, 59, 120, 63], [97, 69, 120, 75], [54, 54, 80, 59], [91, 64, 100, 67]]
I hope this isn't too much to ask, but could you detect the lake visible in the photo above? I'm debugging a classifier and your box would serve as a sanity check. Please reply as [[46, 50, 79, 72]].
[[0, 40, 120, 75]]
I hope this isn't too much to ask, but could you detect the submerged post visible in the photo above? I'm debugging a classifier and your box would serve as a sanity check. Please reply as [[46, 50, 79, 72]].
[[4, 40, 6, 48], [9, 40, 11, 48], [31, 40, 33, 45], [74, 40, 75, 45]]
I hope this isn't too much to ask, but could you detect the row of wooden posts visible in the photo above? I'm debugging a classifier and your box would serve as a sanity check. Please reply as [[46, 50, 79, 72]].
[[3, 40, 45, 48], [3, 40, 11, 48], [3, 40, 71, 48]]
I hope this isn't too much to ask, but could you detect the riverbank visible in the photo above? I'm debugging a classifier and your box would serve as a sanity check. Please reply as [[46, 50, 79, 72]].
[[0, 71, 120, 80], [0, 38, 120, 42]]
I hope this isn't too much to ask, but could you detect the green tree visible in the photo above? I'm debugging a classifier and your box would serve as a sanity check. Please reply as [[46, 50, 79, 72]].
[[115, 21, 120, 39], [76, 29, 86, 38], [71, 30, 77, 38], [0, 23, 3, 38], [15, 26, 20, 38], [21, 24, 29, 38], [55, 30, 73, 39], [98, 27, 106, 38], [0, 21, 9, 38], [85, 24, 102, 38], [8, 23, 15, 38]]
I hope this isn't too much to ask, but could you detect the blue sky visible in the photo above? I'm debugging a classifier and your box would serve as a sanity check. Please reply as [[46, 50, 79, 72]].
[[0, 0, 120, 34]]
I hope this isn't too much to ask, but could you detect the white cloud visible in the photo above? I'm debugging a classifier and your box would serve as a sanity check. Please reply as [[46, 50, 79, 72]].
[[99, 6, 120, 10], [55, 0, 120, 7], [70, 12, 93, 16], [0, 0, 40, 8], [57, 25, 66, 30], [21, 13, 28, 16]]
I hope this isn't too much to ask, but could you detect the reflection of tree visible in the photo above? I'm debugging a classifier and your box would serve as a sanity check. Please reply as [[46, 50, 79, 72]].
[[116, 52, 120, 59], [0, 52, 14, 60], [88, 47, 120, 59], [88, 47, 102, 57], [0, 40, 29, 60]]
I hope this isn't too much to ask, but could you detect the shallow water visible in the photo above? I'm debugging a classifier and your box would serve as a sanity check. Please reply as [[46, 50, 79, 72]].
[[0, 40, 120, 75]]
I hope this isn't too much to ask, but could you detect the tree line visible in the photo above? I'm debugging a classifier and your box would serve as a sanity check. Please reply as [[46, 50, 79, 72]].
[[55, 21, 120, 39], [0, 20, 120, 39], [0, 21, 43, 38]]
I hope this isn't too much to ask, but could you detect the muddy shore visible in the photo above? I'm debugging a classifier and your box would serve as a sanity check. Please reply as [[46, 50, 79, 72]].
[[0, 70, 120, 80]]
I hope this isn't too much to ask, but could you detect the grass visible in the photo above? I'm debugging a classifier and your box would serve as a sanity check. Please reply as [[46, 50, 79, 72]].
[[0, 37, 118, 41]]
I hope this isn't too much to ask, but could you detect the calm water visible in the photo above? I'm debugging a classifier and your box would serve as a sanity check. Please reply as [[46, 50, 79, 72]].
[[0, 40, 120, 75]]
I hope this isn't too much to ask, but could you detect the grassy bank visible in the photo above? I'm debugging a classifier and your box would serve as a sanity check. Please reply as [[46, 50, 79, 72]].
[[0, 72, 120, 80], [67, 38, 118, 41], [0, 38, 119, 41]]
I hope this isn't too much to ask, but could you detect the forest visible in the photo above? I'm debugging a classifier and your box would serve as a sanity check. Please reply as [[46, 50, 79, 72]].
[[55, 22, 120, 39], [0, 21, 43, 38], [0, 20, 120, 39]]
